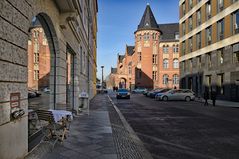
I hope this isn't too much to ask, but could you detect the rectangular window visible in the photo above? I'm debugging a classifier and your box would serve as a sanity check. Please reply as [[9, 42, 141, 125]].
[[189, 16, 193, 31], [218, 0, 224, 12], [34, 52, 39, 63], [173, 45, 179, 53], [207, 53, 212, 68], [152, 54, 157, 64], [197, 56, 201, 68], [182, 42, 186, 55], [218, 48, 224, 64], [206, 26, 212, 45], [206, 1, 212, 20], [182, 2, 186, 16], [197, 9, 201, 26], [188, 0, 193, 10], [182, 22, 186, 35], [196, 32, 201, 49], [138, 52, 142, 61], [217, 19, 224, 40], [163, 46, 169, 53], [189, 59, 193, 72], [152, 71, 157, 81], [34, 70, 39, 80], [233, 10, 239, 34], [189, 37, 193, 52], [217, 74, 224, 95]]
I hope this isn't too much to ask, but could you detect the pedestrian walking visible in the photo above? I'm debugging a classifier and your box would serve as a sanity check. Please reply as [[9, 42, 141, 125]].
[[204, 90, 209, 106], [211, 91, 217, 106]]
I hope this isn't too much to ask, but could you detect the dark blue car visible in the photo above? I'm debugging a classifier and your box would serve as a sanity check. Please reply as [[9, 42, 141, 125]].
[[116, 89, 130, 99]]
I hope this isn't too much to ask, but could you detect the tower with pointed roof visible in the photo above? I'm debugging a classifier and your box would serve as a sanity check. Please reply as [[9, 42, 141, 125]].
[[113, 4, 179, 90], [133, 4, 161, 89]]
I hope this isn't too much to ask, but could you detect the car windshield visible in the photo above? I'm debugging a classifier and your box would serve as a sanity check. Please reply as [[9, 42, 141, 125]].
[[159, 89, 170, 93], [118, 89, 128, 92]]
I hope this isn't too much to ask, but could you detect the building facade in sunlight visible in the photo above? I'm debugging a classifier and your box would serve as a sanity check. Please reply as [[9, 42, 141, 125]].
[[179, 0, 239, 101], [111, 4, 180, 90], [28, 22, 50, 90]]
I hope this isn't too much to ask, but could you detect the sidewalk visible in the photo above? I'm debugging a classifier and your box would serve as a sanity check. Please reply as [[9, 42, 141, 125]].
[[25, 94, 152, 159], [195, 97, 239, 108]]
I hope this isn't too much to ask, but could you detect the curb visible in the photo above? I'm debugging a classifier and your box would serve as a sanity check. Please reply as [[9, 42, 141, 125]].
[[107, 95, 154, 159]]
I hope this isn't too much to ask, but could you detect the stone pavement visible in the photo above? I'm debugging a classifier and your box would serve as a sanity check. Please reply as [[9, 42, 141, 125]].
[[195, 97, 239, 108], [25, 94, 152, 159]]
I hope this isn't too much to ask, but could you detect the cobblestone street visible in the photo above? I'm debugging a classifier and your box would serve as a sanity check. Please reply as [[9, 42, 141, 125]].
[[110, 93, 239, 159]]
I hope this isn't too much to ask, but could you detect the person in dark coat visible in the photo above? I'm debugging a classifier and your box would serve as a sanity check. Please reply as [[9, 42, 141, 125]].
[[204, 90, 209, 106], [211, 91, 217, 106]]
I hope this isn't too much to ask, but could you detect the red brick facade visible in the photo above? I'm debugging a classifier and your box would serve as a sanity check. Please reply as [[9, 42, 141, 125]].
[[111, 5, 180, 90], [28, 27, 50, 90]]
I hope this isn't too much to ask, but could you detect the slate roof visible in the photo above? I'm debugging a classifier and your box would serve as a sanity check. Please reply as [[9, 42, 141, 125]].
[[126, 46, 135, 56], [118, 55, 125, 63], [111, 68, 117, 74], [137, 4, 160, 32], [158, 23, 179, 41]]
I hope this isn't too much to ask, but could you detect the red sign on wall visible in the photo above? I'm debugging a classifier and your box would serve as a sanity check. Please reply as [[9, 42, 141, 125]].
[[10, 92, 20, 108]]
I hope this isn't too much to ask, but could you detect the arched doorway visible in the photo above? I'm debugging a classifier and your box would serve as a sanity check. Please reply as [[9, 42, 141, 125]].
[[119, 78, 127, 89], [27, 13, 59, 151]]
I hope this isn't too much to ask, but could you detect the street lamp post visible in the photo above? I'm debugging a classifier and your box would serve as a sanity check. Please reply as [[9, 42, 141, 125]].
[[101, 66, 104, 91]]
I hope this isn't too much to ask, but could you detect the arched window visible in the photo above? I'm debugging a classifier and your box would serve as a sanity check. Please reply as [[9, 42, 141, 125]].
[[163, 74, 169, 84], [152, 33, 157, 40], [128, 62, 132, 74], [144, 33, 147, 41], [147, 33, 150, 40], [173, 74, 179, 84], [173, 59, 179, 68], [138, 34, 142, 41], [163, 59, 169, 69], [163, 45, 169, 53]]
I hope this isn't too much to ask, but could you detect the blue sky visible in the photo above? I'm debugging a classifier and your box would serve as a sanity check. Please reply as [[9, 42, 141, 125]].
[[97, 0, 179, 79]]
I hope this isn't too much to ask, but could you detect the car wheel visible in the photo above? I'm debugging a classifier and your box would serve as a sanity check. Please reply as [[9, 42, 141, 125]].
[[185, 96, 191, 102], [162, 96, 168, 101]]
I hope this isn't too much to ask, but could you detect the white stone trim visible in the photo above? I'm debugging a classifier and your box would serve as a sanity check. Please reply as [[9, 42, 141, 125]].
[[180, 34, 239, 62], [179, 0, 208, 23], [180, 1, 239, 42], [179, 0, 185, 6]]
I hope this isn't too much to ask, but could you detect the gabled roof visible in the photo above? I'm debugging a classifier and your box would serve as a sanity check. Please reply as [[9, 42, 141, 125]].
[[126, 46, 134, 56], [118, 55, 125, 63], [111, 67, 117, 74], [137, 4, 160, 32], [158, 23, 179, 41]]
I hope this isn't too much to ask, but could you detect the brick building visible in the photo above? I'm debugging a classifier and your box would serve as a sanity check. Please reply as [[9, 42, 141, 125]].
[[111, 4, 180, 90], [179, 0, 239, 101], [28, 21, 50, 90]]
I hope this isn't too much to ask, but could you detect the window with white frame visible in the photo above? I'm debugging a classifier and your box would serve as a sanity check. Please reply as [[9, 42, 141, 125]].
[[152, 71, 157, 81], [163, 74, 169, 84], [173, 74, 179, 84], [175, 32, 179, 40], [163, 59, 169, 69], [34, 70, 39, 80], [173, 59, 179, 68], [153, 54, 157, 64], [173, 44, 179, 53], [163, 45, 169, 53]]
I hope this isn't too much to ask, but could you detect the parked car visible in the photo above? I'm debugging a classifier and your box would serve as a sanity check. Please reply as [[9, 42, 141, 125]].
[[116, 89, 130, 99], [146, 88, 161, 97], [28, 89, 41, 98], [43, 87, 50, 93], [132, 88, 147, 94], [28, 90, 37, 98], [149, 88, 171, 98], [155, 89, 195, 101]]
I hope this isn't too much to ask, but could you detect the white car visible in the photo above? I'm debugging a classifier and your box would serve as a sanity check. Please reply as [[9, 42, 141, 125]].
[[155, 89, 195, 101]]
